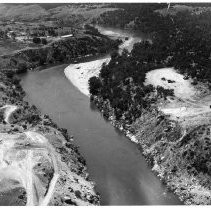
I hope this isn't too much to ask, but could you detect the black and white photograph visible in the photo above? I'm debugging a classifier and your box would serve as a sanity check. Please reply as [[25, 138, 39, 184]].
[[0, 0, 210, 207]]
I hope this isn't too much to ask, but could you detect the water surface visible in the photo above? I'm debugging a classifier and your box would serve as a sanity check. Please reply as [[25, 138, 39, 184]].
[[21, 64, 181, 205], [20, 27, 182, 205]]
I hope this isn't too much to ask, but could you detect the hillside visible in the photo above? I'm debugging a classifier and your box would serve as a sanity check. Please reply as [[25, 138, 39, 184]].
[[0, 31, 121, 75], [89, 3, 211, 205], [0, 20, 121, 205], [0, 3, 117, 24], [0, 70, 100, 206], [1, 2, 211, 205], [0, 4, 48, 21]]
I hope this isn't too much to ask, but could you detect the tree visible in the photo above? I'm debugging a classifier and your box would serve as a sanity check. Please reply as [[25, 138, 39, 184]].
[[84, 24, 100, 36], [110, 51, 119, 60], [17, 62, 27, 74], [33, 37, 41, 44], [41, 38, 47, 45], [10, 32, 16, 41], [156, 86, 174, 99], [26, 28, 30, 40], [88, 76, 102, 95]]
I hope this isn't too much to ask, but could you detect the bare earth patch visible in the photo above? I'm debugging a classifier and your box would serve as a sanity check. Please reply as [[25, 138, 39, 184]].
[[145, 67, 195, 100], [145, 67, 211, 129]]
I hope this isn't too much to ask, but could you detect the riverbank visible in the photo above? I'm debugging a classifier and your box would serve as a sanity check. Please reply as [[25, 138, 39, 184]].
[[63, 46, 211, 204], [0, 27, 125, 205], [91, 94, 206, 205], [60, 32, 186, 204], [89, 89, 211, 205], [63, 28, 140, 97], [62, 59, 185, 204], [21, 60, 182, 205], [0, 70, 100, 205]]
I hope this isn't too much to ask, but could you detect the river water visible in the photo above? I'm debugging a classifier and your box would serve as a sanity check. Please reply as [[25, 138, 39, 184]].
[[20, 27, 182, 205]]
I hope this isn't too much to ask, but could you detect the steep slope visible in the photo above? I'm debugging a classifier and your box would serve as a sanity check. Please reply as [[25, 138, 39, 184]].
[[88, 4, 211, 203], [0, 69, 99, 205]]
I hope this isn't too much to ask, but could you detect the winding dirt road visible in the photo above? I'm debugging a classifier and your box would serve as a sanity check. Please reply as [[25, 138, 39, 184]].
[[24, 131, 59, 206], [0, 130, 60, 206]]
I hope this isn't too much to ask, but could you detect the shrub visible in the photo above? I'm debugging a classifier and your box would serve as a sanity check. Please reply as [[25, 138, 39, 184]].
[[75, 190, 82, 199], [88, 76, 102, 95], [16, 62, 27, 74], [41, 38, 47, 45], [33, 37, 41, 44]]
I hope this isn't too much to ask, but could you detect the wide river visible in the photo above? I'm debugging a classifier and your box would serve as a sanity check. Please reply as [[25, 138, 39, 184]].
[[20, 27, 182, 205]]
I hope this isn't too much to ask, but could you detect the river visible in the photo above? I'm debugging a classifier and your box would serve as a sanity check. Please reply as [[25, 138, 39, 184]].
[[20, 27, 182, 205]]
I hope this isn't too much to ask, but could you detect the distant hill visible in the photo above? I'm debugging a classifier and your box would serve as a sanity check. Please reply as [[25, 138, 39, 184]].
[[0, 4, 48, 20], [155, 3, 211, 16], [0, 3, 117, 23]]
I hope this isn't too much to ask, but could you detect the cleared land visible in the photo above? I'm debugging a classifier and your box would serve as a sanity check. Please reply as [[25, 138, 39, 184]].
[[0, 103, 98, 206], [145, 67, 195, 100], [145, 67, 211, 129]]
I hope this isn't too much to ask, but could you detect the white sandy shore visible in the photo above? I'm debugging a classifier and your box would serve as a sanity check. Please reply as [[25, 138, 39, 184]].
[[64, 58, 110, 96], [97, 27, 141, 53], [64, 28, 141, 96]]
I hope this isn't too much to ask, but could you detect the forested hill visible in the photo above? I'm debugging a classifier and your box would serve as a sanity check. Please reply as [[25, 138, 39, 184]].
[[89, 4, 211, 204], [94, 4, 211, 84], [93, 3, 166, 27], [89, 3, 211, 123], [0, 31, 121, 75], [0, 3, 117, 25]]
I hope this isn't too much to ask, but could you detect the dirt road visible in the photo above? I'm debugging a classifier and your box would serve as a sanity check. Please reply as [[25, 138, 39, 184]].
[[0, 130, 60, 206]]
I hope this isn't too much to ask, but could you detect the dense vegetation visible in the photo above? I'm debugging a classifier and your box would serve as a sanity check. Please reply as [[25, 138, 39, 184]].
[[89, 46, 175, 123], [89, 5, 211, 204], [89, 4, 211, 124], [95, 4, 211, 83], [93, 4, 166, 28], [1, 33, 121, 74]]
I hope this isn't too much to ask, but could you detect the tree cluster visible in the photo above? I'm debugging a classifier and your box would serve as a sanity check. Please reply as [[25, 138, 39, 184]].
[[96, 4, 211, 83], [89, 4, 211, 124], [5, 34, 121, 70]]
